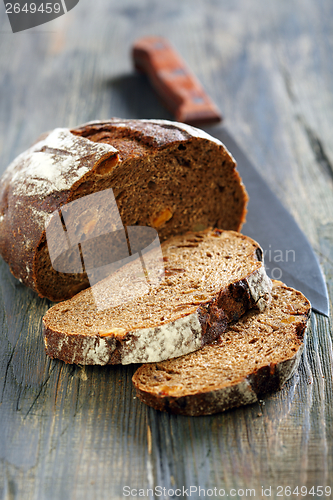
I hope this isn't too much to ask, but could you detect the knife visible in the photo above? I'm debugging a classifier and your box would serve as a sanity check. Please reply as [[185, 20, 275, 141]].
[[132, 36, 329, 316]]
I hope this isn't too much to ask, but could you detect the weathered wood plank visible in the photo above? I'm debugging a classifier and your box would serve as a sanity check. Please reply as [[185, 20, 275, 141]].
[[0, 0, 332, 498]]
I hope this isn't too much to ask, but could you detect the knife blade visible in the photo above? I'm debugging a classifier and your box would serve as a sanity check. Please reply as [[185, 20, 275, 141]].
[[132, 36, 329, 316]]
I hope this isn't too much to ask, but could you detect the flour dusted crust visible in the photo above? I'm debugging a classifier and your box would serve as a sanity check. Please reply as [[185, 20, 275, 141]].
[[246, 266, 272, 312], [44, 311, 203, 365], [0, 119, 248, 301], [120, 313, 203, 364], [132, 282, 311, 415], [84, 118, 224, 147], [0, 128, 117, 291], [1, 128, 118, 199]]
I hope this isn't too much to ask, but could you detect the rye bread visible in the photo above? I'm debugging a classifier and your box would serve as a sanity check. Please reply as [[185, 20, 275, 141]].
[[132, 281, 311, 415], [0, 119, 248, 301], [42, 229, 272, 365]]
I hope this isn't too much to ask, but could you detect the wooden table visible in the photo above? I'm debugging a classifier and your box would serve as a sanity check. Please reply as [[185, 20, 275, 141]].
[[0, 0, 332, 498]]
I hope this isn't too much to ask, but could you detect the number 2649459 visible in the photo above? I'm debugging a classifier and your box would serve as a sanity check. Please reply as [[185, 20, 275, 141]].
[[5, 3, 61, 14]]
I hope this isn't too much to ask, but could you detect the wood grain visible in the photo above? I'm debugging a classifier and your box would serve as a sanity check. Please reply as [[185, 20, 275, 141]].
[[0, 0, 332, 498]]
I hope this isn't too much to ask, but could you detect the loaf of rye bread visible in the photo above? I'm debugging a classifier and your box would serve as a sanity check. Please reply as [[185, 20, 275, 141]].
[[42, 229, 272, 365], [0, 119, 248, 301], [132, 281, 311, 415]]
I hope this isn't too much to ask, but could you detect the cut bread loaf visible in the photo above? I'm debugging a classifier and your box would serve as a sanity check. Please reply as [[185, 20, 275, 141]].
[[0, 119, 248, 301], [132, 281, 311, 415], [42, 229, 271, 365]]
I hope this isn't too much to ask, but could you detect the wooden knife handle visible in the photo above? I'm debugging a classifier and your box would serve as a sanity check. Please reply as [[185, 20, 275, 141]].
[[132, 36, 222, 126]]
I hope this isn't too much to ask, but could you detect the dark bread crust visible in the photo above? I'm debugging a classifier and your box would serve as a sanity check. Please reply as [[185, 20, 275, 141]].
[[0, 119, 248, 301], [133, 353, 306, 416], [132, 282, 311, 415]]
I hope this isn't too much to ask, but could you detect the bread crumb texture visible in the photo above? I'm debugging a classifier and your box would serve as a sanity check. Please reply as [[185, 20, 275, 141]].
[[43, 230, 272, 365], [132, 281, 311, 415]]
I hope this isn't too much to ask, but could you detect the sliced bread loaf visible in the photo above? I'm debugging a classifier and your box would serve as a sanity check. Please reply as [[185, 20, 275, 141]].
[[42, 229, 271, 365], [132, 281, 311, 415], [0, 119, 248, 301]]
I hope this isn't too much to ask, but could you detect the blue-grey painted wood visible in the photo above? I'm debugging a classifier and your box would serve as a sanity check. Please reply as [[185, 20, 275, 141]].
[[0, 0, 332, 498]]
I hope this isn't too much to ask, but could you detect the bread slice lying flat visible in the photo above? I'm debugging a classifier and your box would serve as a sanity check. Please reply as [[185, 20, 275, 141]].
[[132, 281, 311, 415], [43, 229, 271, 365], [0, 119, 248, 301]]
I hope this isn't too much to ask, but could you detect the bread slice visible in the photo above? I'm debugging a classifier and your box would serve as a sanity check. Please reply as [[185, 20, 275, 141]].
[[132, 281, 311, 415], [42, 229, 271, 365], [0, 119, 248, 301]]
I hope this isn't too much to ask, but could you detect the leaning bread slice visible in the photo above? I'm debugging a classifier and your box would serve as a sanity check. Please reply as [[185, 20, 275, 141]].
[[0, 118, 248, 301], [132, 281, 311, 415], [43, 229, 271, 365]]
